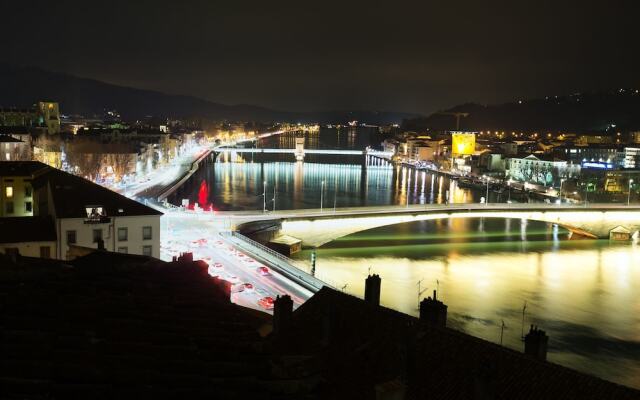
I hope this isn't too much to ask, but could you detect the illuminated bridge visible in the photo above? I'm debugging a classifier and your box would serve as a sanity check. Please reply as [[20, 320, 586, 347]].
[[232, 203, 640, 248], [213, 147, 393, 160]]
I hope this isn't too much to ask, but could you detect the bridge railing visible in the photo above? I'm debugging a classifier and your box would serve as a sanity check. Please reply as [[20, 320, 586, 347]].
[[221, 231, 332, 292]]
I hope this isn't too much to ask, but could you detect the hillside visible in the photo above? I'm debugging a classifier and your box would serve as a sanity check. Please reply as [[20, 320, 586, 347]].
[[403, 90, 640, 133], [0, 65, 417, 124]]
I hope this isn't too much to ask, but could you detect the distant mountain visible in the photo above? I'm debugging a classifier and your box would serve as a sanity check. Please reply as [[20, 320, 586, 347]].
[[402, 90, 640, 133], [0, 65, 418, 124]]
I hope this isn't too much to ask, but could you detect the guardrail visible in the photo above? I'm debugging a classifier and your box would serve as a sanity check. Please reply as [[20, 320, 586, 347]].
[[157, 149, 212, 202], [222, 231, 332, 292]]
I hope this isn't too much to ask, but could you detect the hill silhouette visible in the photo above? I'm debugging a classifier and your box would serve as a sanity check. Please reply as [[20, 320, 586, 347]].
[[0, 64, 417, 124]]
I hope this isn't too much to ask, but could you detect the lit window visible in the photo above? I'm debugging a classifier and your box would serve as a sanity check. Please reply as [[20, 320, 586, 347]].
[[5, 186, 13, 198]]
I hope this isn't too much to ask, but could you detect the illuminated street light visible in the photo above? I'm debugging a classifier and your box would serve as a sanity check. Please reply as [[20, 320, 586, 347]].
[[320, 180, 325, 212], [628, 178, 634, 206], [483, 175, 489, 206], [263, 180, 267, 213], [559, 179, 565, 204]]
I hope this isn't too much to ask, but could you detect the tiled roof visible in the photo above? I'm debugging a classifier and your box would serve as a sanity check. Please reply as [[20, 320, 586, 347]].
[[281, 287, 640, 400], [0, 217, 56, 243], [0, 161, 50, 177], [38, 168, 163, 218], [0, 134, 23, 143], [0, 252, 275, 399]]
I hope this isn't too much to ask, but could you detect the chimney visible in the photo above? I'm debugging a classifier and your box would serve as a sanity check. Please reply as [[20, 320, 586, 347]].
[[178, 252, 193, 262], [273, 294, 294, 336], [524, 325, 548, 361], [419, 290, 448, 328], [364, 274, 381, 306]]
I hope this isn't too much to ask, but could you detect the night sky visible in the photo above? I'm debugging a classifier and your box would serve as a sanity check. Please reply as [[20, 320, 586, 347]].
[[2, 1, 638, 114]]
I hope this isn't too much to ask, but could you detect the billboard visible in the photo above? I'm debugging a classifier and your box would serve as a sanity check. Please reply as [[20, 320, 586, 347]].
[[451, 132, 476, 156]]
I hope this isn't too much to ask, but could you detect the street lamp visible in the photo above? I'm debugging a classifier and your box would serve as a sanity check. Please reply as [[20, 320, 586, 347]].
[[628, 178, 634, 206], [483, 175, 489, 206], [320, 179, 325, 212], [262, 180, 267, 213], [559, 178, 565, 204]]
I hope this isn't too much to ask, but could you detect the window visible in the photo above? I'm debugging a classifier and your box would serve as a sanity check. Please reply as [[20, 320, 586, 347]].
[[40, 246, 51, 259], [5, 201, 14, 214], [4, 248, 19, 256], [142, 226, 152, 240], [117, 247, 128, 254], [25, 202, 32, 213], [92, 229, 102, 243], [25, 186, 32, 197], [142, 245, 152, 256], [5, 186, 13, 198], [66, 230, 76, 245], [118, 227, 128, 241]]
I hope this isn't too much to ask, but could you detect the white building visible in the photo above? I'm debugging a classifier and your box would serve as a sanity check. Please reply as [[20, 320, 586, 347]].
[[506, 154, 580, 188], [0, 161, 162, 260]]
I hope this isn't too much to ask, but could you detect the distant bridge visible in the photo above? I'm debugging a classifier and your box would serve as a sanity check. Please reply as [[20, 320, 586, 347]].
[[213, 146, 393, 160], [230, 203, 640, 247]]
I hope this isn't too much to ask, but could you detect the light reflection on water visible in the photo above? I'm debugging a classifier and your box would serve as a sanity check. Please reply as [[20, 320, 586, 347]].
[[294, 218, 640, 388], [171, 157, 502, 210], [169, 143, 640, 387]]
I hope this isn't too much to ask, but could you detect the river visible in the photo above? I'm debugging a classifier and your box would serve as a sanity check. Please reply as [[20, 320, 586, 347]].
[[169, 130, 640, 388]]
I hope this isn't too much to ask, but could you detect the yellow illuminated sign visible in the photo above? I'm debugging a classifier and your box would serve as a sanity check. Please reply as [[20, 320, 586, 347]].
[[452, 132, 476, 156]]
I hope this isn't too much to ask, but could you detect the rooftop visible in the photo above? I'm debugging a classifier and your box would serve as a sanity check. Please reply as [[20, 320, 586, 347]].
[[278, 286, 640, 399], [0, 251, 274, 398], [0, 161, 162, 218], [0, 217, 56, 243]]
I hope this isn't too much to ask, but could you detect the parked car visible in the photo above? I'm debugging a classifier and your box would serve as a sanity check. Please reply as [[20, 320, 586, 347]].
[[258, 296, 275, 310]]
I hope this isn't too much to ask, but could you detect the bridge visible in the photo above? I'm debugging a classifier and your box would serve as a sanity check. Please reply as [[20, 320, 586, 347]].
[[231, 203, 640, 248], [213, 146, 393, 161]]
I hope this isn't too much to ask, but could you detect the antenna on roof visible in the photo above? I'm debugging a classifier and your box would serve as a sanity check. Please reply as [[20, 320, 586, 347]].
[[521, 300, 528, 341], [340, 284, 348, 292], [500, 319, 506, 346], [417, 279, 428, 309]]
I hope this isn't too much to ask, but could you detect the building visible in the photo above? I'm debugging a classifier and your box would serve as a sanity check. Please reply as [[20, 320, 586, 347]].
[[36, 101, 61, 134], [0, 101, 61, 134], [0, 135, 31, 161], [0, 161, 162, 259], [507, 154, 580, 188], [0, 217, 56, 257], [554, 144, 621, 169], [621, 147, 640, 168], [0, 162, 45, 217]]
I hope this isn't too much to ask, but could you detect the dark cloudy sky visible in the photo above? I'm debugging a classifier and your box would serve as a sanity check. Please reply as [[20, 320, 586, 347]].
[[2, 0, 638, 114]]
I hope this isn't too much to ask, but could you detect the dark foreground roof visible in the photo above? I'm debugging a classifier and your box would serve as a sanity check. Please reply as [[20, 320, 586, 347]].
[[34, 166, 163, 218], [0, 252, 275, 399], [0, 217, 56, 243], [0, 161, 49, 177], [0, 161, 162, 218], [277, 287, 640, 400]]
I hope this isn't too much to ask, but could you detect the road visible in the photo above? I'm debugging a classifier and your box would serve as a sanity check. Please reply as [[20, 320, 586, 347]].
[[160, 210, 314, 314]]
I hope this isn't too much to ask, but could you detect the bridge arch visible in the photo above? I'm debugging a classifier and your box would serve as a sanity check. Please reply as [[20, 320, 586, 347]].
[[273, 207, 640, 248]]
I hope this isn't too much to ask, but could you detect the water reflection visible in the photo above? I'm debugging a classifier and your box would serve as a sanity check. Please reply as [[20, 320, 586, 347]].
[[295, 218, 640, 388], [170, 155, 509, 210]]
